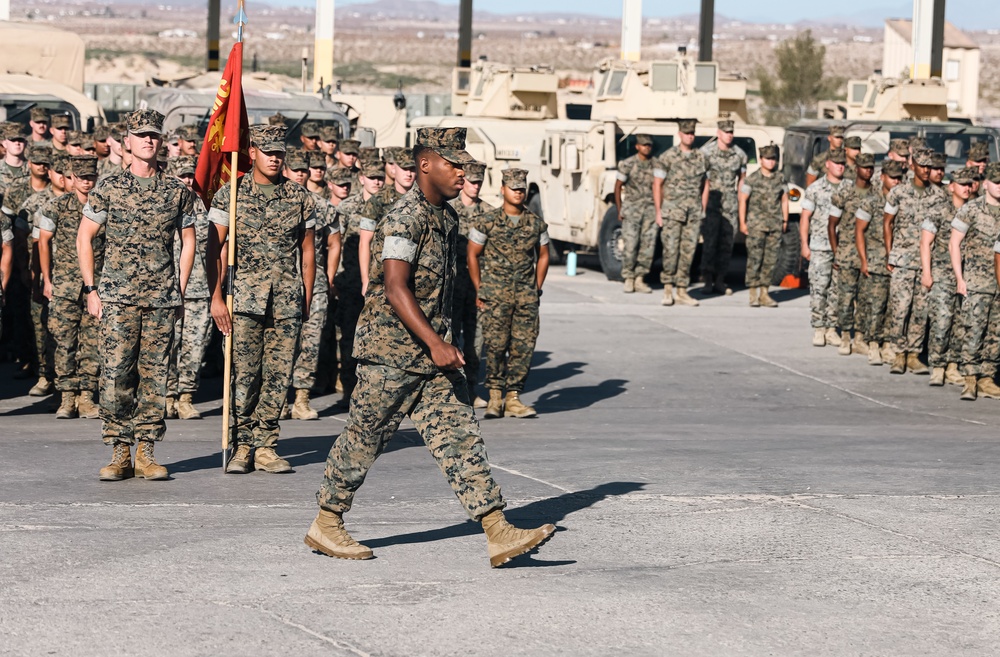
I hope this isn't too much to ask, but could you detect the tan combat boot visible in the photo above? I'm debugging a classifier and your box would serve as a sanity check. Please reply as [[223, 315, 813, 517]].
[[56, 391, 78, 419], [77, 391, 100, 419], [825, 328, 841, 347], [674, 287, 700, 307], [812, 328, 826, 347], [254, 446, 292, 473], [853, 333, 868, 356], [504, 391, 537, 419], [28, 376, 53, 397], [280, 398, 291, 420], [945, 362, 964, 386], [165, 396, 178, 419], [759, 288, 779, 308], [623, 277, 635, 294], [929, 367, 946, 386], [99, 442, 133, 481], [661, 284, 674, 306], [748, 286, 760, 307], [135, 441, 168, 480], [838, 338, 852, 356], [225, 444, 253, 474], [881, 342, 895, 363], [890, 353, 907, 374], [176, 393, 201, 420], [867, 342, 883, 366], [633, 277, 652, 294], [481, 509, 556, 568], [291, 388, 319, 420], [484, 389, 504, 419], [304, 509, 373, 560], [977, 377, 1000, 399], [472, 387, 488, 409], [906, 352, 929, 375], [960, 375, 978, 401]]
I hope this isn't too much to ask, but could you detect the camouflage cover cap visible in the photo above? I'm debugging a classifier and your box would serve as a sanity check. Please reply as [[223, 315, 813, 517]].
[[394, 148, 415, 169], [984, 162, 1000, 184], [339, 139, 361, 155], [250, 124, 287, 152], [320, 126, 340, 142], [167, 155, 196, 177], [759, 143, 780, 160], [635, 134, 654, 146], [881, 160, 905, 178], [502, 168, 528, 189], [383, 146, 402, 164], [69, 155, 98, 177], [268, 112, 287, 126], [677, 119, 697, 134], [464, 161, 486, 182], [913, 149, 934, 167], [844, 136, 862, 150], [307, 151, 327, 169], [889, 138, 910, 156], [92, 125, 111, 141], [30, 107, 49, 122], [928, 152, 947, 168], [330, 167, 356, 186], [300, 121, 321, 138], [415, 127, 475, 165], [50, 151, 69, 173], [717, 120, 734, 132], [1, 122, 27, 141], [125, 109, 164, 135], [51, 114, 72, 129], [359, 146, 381, 165], [361, 162, 385, 178], [828, 125, 845, 137], [967, 141, 990, 163], [826, 148, 847, 164], [108, 122, 125, 141], [67, 130, 86, 146], [854, 152, 875, 168], [950, 167, 977, 185], [27, 143, 52, 165], [908, 136, 928, 151], [178, 124, 203, 142], [284, 148, 308, 170]]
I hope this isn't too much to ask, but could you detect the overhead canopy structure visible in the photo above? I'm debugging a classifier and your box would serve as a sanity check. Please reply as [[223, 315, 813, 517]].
[[0, 22, 86, 92]]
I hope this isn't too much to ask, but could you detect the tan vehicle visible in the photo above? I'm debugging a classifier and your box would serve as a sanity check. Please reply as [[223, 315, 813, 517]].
[[411, 55, 791, 280]]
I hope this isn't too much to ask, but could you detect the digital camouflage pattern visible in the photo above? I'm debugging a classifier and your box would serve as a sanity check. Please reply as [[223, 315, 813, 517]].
[[449, 194, 495, 389], [654, 145, 709, 202], [742, 158, 785, 288], [885, 181, 945, 271], [802, 176, 843, 253], [885, 268, 929, 352], [952, 197, 1000, 295], [316, 363, 504, 520], [616, 154, 658, 279], [333, 194, 369, 397], [803, 177, 844, 328], [700, 141, 747, 277], [168, 298, 213, 396], [922, 195, 964, 367], [0, 160, 27, 197], [361, 185, 404, 228], [958, 291, 1000, 378], [654, 146, 708, 288], [83, 170, 196, 307], [354, 187, 457, 375], [831, 182, 876, 331], [855, 188, 891, 342]]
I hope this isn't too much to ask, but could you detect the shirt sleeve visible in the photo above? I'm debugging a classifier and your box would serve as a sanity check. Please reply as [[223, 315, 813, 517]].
[[740, 182, 752, 195], [652, 157, 667, 180], [380, 212, 422, 264], [537, 218, 550, 246], [800, 187, 817, 213], [883, 188, 899, 216], [302, 192, 317, 230], [855, 201, 873, 223], [208, 183, 231, 227], [82, 185, 108, 225], [920, 219, 938, 234], [177, 188, 197, 230], [36, 200, 57, 234], [951, 209, 971, 234], [993, 240, 1000, 255], [615, 159, 630, 183]]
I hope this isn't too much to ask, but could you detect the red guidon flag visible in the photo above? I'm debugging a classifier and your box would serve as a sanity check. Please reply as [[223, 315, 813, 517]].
[[193, 42, 251, 207]]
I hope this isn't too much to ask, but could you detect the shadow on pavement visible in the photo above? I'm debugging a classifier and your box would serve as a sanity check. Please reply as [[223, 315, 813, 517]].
[[769, 287, 809, 302], [525, 361, 587, 393], [534, 379, 628, 413]]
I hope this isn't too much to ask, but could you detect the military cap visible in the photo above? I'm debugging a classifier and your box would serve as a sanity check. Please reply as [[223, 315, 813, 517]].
[[27, 143, 52, 165], [107, 122, 125, 142], [358, 146, 380, 166], [67, 130, 86, 147], [828, 125, 845, 137], [759, 143, 780, 160], [984, 162, 1000, 184], [881, 160, 905, 178], [950, 167, 977, 185], [415, 127, 474, 165], [677, 119, 697, 134], [307, 151, 327, 169], [502, 168, 528, 189], [928, 151, 947, 169], [29, 107, 49, 123], [635, 134, 653, 146], [383, 146, 402, 164], [320, 126, 340, 142], [394, 148, 415, 169], [339, 139, 361, 156], [1, 122, 27, 141], [717, 120, 734, 132], [300, 121, 321, 138], [166, 155, 196, 177], [329, 167, 356, 187], [249, 123, 287, 152], [967, 142, 990, 164], [69, 155, 98, 177], [50, 151, 69, 174], [51, 114, 72, 130], [284, 148, 308, 171], [844, 136, 862, 150], [854, 152, 875, 168], [913, 149, 934, 167], [361, 162, 385, 178], [889, 138, 910, 157], [177, 124, 203, 142], [125, 109, 164, 135], [268, 112, 287, 126], [92, 125, 111, 141], [464, 161, 486, 183], [826, 148, 847, 164], [909, 136, 928, 151]]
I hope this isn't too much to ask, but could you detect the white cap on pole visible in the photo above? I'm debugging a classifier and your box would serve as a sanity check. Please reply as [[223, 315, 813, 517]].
[[621, 0, 642, 62]]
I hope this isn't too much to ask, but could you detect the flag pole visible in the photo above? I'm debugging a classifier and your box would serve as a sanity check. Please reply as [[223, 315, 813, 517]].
[[221, 0, 247, 471]]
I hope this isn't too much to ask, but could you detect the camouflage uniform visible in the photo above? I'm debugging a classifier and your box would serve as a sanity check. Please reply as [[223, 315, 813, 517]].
[[361, 185, 403, 230], [449, 190, 493, 394], [922, 192, 965, 369], [830, 181, 875, 332], [884, 180, 942, 353], [953, 198, 1000, 378], [855, 189, 892, 344], [802, 175, 844, 328], [38, 189, 105, 394], [317, 180, 504, 522], [700, 138, 747, 280], [83, 168, 196, 445], [0, 211, 14, 340], [654, 144, 709, 288], [333, 194, 370, 399], [167, 198, 212, 398], [742, 168, 787, 287], [616, 152, 658, 280], [209, 173, 316, 448], [470, 204, 548, 394]]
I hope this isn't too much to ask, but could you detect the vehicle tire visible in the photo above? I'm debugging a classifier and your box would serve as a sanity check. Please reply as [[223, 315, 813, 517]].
[[771, 219, 803, 286], [598, 207, 624, 281]]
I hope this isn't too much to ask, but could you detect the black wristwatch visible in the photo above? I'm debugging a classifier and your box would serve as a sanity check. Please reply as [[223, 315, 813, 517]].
[[82, 285, 98, 294]]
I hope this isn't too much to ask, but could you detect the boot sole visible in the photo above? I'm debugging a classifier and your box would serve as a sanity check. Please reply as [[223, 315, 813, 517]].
[[255, 463, 293, 473], [99, 468, 134, 481], [506, 411, 537, 418], [225, 463, 252, 474], [304, 534, 374, 560], [490, 525, 556, 568], [135, 470, 169, 480]]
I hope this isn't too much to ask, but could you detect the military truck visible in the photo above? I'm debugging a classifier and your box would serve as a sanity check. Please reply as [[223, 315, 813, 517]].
[[410, 55, 792, 281], [0, 74, 107, 131]]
